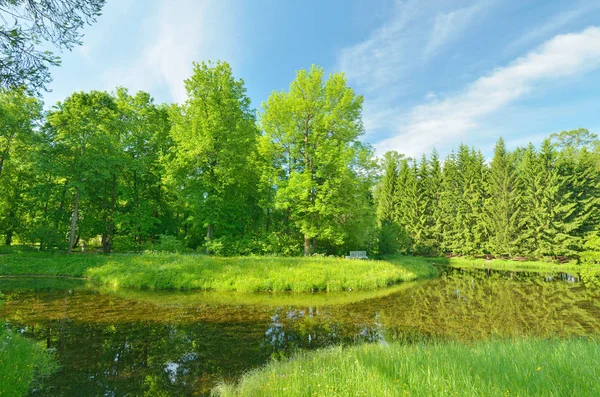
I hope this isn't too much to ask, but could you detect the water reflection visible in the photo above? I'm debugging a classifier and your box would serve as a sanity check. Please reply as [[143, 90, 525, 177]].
[[1, 268, 600, 396]]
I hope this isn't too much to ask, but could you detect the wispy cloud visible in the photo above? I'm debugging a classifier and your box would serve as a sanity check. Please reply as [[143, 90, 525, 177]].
[[507, 1, 600, 53], [337, 0, 493, 140], [105, 0, 239, 103], [374, 27, 600, 157], [423, 4, 486, 60]]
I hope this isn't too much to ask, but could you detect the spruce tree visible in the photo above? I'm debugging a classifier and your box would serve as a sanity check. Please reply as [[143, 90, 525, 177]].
[[485, 137, 520, 257], [428, 150, 444, 253], [376, 151, 401, 224], [393, 159, 415, 251], [516, 144, 544, 256], [414, 155, 434, 253], [439, 152, 459, 253]]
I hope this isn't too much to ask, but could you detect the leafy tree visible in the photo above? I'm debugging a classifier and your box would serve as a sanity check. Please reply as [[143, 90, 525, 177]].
[[0, 0, 105, 92], [0, 88, 42, 244], [114, 88, 174, 248], [46, 90, 120, 253], [259, 65, 364, 255], [166, 61, 259, 250], [550, 128, 599, 152]]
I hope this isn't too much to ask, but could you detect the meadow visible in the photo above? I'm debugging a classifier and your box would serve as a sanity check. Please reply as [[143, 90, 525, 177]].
[[214, 338, 600, 397], [0, 253, 443, 292]]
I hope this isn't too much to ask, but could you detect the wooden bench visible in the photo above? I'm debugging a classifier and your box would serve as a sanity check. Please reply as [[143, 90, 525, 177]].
[[346, 251, 368, 259]]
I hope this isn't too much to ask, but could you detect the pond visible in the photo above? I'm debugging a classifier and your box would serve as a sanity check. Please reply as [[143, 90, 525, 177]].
[[1, 268, 600, 396]]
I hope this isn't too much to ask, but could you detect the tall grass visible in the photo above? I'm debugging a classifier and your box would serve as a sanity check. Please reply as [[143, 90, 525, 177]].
[[214, 338, 600, 397], [0, 253, 439, 292]]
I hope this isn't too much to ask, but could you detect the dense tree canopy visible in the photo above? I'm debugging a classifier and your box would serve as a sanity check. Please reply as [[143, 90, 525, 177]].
[[0, 60, 599, 261]]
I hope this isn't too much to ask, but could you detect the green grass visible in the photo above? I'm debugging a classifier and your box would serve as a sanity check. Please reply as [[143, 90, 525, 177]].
[[0, 253, 439, 292], [213, 338, 600, 397], [0, 295, 57, 396], [448, 256, 581, 272]]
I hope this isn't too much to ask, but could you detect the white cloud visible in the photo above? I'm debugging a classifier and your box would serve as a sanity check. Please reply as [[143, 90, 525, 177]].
[[104, 0, 239, 103], [374, 27, 600, 157]]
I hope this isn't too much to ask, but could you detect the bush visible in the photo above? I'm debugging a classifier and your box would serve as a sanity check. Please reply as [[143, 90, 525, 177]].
[[149, 235, 186, 253], [203, 233, 302, 257]]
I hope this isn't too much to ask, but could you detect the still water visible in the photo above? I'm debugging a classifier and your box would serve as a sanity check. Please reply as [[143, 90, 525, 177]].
[[1, 268, 599, 396]]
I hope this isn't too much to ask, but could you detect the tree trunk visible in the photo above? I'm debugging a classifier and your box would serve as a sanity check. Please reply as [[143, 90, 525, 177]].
[[104, 174, 117, 254], [5, 228, 13, 246], [266, 208, 270, 232], [102, 180, 108, 253], [68, 190, 80, 254], [206, 223, 214, 254], [304, 234, 311, 256], [55, 180, 69, 232]]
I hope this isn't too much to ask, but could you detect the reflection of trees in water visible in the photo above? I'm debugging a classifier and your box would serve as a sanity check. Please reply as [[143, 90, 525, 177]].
[[0, 290, 274, 396], [18, 319, 273, 396], [352, 270, 600, 340], [275, 270, 600, 343]]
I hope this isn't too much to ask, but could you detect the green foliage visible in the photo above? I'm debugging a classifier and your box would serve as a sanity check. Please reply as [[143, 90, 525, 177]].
[[166, 61, 260, 251], [0, 323, 57, 396], [376, 130, 600, 261], [1, 61, 599, 265], [0, 88, 43, 246], [485, 137, 520, 257], [0, 0, 106, 92], [148, 235, 186, 253], [581, 233, 600, 264], [377, 221, 411, 255], [214, 338, 600, 397], [259, 65, 373, 255]]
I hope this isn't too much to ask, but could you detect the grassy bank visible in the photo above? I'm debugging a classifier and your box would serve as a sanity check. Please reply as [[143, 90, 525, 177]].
[[449, 256, 581, 272], [214, 338, 600, 397], [0, 294, 57, 396], [0, 253, 440, 292]]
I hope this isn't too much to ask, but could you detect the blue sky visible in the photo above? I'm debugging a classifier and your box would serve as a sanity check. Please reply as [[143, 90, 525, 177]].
[[43, 0, 600, 158]]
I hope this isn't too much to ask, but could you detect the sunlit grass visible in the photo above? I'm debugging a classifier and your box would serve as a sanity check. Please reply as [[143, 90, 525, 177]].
[[0, 253, 440, 292], [213, 338, 600, 397]]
